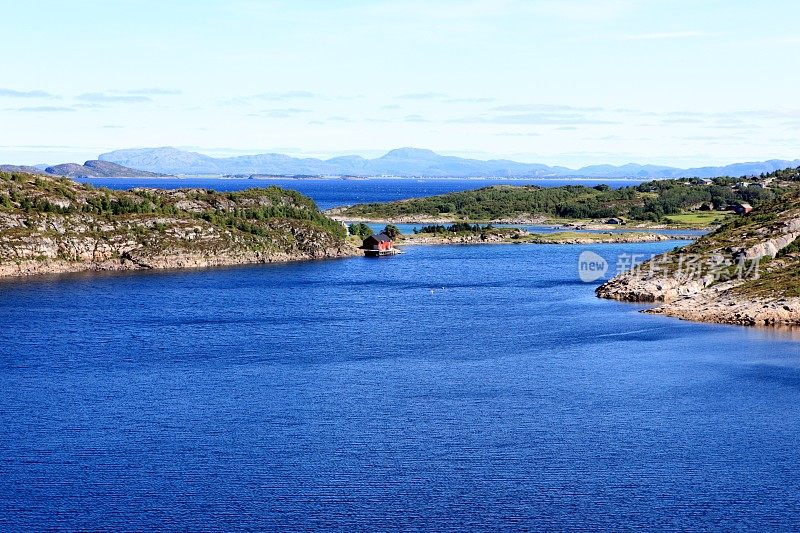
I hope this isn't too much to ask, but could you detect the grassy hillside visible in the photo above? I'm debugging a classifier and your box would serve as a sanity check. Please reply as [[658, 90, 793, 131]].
[[693, 190, 800, 298], [597, 187, 800, 302], [0, 171, 354, 276]]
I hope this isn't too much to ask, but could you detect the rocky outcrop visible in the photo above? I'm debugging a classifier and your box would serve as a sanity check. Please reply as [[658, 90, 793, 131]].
[[644, 286, 800, 326], [740, 221, 800, 260], [596, 194, 800, 327], [595, 273, 709, 303], [0, 212, 358, 278]]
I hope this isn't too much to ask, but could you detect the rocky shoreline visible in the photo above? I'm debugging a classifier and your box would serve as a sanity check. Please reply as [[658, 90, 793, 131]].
[[595, 197, 800, 327], [0, 172, 360, 279], [0, 212, 360, 278], [399, 230, 686, 246], [328, 211, 708, 232], [598, 273, 800, 327]]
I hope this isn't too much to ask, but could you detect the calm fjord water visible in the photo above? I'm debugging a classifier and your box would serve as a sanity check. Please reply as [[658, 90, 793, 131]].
[[2, 178, 799, 530], [1, 242, 799, 530]]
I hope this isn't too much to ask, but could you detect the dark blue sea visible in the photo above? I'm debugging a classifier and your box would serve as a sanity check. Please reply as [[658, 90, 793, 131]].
[[74, 176, 646, 211], [2, 241, 800, 531], [2, 178, 799, 530]]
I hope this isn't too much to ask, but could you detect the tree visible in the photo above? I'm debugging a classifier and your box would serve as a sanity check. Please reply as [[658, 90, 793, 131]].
[[382, 224, 401, 239], [348, 222, 372, 239]]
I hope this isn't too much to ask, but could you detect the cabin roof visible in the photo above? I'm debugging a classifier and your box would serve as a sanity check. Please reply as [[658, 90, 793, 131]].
[[363, 233, 393, 243]]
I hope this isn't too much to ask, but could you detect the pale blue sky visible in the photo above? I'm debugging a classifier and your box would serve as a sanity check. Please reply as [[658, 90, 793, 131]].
[[1, 0, 799, 167]]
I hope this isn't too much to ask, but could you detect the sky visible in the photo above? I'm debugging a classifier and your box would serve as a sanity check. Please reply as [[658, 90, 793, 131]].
[[1, 0, 799, 168]]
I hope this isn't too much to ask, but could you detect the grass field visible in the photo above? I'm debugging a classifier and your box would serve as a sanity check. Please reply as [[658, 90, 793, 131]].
[[663, 211, 729, 227]]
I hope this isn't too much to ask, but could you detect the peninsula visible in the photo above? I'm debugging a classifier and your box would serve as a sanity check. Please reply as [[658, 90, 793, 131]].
[[329, 169, 795, 230], [0, 171, 357, 277]]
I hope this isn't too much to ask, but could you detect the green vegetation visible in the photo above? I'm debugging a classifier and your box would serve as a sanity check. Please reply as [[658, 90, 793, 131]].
[[338, 167, 800, 225], [662, 212, 729, 227], [414, 223, 494, 234], [0, 171, 346, 239], [381, 224, 402, 239], [0, 171, 353, 272], [348, 222, 372, 239], [737, 263, 800, 298], [638, 188, 800, 298], [778, 236, 800, 258]]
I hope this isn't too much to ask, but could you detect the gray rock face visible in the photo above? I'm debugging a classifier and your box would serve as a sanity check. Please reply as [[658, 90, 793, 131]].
[[0, 172, 359, 278], [645, 289, 800, 326], [743, 232, 800, 260], [595, 199, 800, 327], [0, 211, 358, 278], [595, 271, 710, 303], [597, 264, 800, 326], [734, 217, 800, 260]]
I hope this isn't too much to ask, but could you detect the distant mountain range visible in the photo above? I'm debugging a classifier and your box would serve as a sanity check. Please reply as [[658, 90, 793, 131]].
[[96, 147, 800, 179], [0, 160, 165, 178]]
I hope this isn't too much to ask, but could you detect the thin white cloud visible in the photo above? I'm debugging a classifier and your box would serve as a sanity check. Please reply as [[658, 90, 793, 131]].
[[494, 132, 543, 137], [394, 93, 496, 104], [447, 97, 496, 104], [9, 106, 75, 112], [451, 110, 618, 125], [76, 92, 152, 103], [0, 88, 58, 98], [261, 90, 317, 100], [252, 90, 317, 101], [492, 103, 603, 113]]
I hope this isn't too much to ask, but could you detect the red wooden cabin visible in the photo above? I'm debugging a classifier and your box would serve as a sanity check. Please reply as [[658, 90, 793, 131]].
[[362, 233, 393, 251]]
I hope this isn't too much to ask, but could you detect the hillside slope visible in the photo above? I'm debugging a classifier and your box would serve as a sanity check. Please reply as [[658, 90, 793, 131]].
[[0, 171, 357, 277], [596, 190, 800, 326]]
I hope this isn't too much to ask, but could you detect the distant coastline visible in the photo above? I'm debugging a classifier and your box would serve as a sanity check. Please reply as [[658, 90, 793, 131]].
[[94, 146, 800, 179]]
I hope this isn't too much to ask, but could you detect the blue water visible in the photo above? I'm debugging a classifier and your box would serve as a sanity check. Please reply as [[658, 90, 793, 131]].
[[2, 242, 799, 530], [74, 177, 646, 211]]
